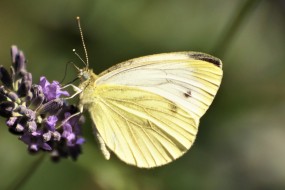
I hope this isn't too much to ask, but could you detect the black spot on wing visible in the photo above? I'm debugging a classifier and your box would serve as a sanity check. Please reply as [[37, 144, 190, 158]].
[[183, 91, 191, 98], [189, 53, 222, 68]]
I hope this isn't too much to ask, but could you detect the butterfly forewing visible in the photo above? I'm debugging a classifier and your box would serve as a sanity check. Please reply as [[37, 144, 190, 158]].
[[96, 52, 222, 123]]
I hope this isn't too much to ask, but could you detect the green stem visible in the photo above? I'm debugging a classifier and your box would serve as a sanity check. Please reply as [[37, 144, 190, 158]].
[[6, 154, 46, 190], [212, 0, 263, 57]]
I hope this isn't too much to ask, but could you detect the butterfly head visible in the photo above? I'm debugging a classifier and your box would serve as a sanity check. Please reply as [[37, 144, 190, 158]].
[[79, 67, 89, 81], [74, 65, 91, 82], [75, 66, 93, 90], [75, 65, 98, 83]]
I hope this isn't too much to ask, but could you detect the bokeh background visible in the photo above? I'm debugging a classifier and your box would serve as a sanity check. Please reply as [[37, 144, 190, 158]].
[[0, 0, 285, 189]]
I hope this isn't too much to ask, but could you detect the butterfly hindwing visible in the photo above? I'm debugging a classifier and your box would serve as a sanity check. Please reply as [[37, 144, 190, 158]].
[[88, 84, 197, 168]]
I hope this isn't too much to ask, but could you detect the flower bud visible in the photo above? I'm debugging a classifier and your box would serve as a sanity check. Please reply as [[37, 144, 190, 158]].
[[43, 131, 52, 142]]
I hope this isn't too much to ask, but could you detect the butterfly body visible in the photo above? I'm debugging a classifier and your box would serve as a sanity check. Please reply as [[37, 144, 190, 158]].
[[78, 69, 98, 106], [78, 52, 223, 168]]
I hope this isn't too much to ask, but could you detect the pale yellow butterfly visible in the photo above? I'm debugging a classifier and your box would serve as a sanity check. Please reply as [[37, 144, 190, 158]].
[[70, 17, 223, 168]]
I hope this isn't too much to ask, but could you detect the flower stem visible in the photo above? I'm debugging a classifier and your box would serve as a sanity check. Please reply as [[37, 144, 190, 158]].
[[211, 0, 263, 57], [6, 153, 46, 190]]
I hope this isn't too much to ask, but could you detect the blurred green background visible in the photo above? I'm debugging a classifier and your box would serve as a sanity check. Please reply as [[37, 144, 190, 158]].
[[0, 0, 285, 189]]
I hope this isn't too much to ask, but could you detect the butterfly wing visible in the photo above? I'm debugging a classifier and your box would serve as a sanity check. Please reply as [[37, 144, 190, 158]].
[[96, 52, 223, 123], [82, 52, 223, 168], [88, 85, 197, 168]]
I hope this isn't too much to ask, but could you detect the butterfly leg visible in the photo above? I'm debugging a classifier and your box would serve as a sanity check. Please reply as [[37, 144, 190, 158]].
[[61, 84, 83, 100], [56, 111, 82, 130]]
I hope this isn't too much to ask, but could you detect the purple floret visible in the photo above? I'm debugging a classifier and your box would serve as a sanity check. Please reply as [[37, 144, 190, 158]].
[[21, 132, 52, 152], [45, 115, 58, 131], [62, 112, 83, 147], [39, 76, 69, 101]]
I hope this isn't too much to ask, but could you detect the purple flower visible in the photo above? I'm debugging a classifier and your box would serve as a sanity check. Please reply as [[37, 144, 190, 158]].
[[76, 137, 85, 145], [44, 115, 58, 131], [39, 76, 69, 101], [62, 112, 84, 147], [11, 45, 26, 74], [16, 123, 25, 132], [6, 117, 17, 127], [0, 46, 85, 161], [28, 121, 37, 132], [21, 132, 52, 152]]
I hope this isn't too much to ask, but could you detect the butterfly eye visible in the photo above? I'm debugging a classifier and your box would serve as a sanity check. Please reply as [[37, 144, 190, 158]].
[[82, 71, 90, 81]]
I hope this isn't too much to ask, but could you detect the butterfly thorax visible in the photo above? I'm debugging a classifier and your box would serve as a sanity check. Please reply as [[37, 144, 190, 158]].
[[78, 68, 99, 109]]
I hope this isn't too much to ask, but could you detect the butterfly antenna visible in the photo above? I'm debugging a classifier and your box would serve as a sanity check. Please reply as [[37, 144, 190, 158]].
[[73, 49, 87, 66], [76, 16, 89, 67]]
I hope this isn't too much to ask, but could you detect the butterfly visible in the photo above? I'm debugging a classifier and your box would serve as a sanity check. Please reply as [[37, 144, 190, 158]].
[[70, 17, 223, 168]]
